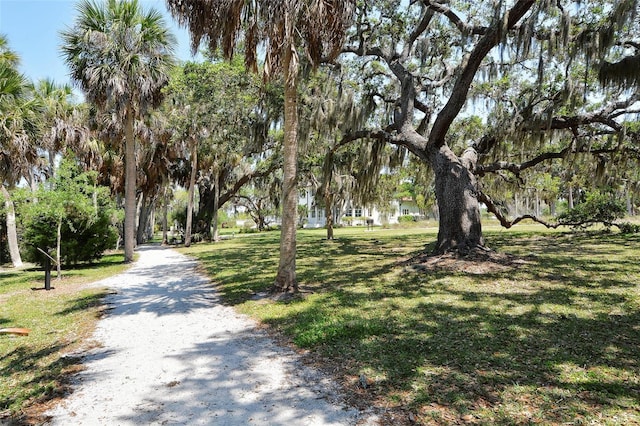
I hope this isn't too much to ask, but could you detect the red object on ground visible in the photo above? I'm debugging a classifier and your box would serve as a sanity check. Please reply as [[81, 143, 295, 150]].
[[0, 327, 30, 336]]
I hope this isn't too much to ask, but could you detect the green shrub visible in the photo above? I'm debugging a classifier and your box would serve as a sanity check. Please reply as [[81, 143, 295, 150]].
[[398, 215, 415, 223], [617, 222, 640, 234], [559, 191, 626, 229], [18, 158, 121, 266]]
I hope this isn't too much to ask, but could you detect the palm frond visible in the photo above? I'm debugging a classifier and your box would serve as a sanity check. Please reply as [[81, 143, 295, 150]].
[[60, 0, 176, 115]]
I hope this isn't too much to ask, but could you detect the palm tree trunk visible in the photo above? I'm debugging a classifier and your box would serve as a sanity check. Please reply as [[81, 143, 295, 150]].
[[273, 44, 299, 293], [1, 185, 23, 268], [185, 138, 197, 247], [321, 150, 334, 240], [124, 109, 137, 263], [568, 185, 574, 209]]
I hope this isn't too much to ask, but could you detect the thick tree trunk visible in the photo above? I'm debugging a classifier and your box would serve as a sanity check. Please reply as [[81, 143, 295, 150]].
[[196, 181, 217, 240], [162, 190, 168, 245], [431, 145, 483, 255], [147, 206, 155, 241], [123, 109, 136, 263], [273, 44, 299, 293], [195, 183, 210, 239], [138, 194, 155, 243], [257, 211, 267, 231], [211, 182, 220, 241], [185, 139, 198, 247], [1, 186, 23, 268], [325, 194, 334, 240], [137, 192, 150, 245]]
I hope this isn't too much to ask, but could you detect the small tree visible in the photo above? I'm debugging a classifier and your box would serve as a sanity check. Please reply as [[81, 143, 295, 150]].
[[20, 157, 119, 276]]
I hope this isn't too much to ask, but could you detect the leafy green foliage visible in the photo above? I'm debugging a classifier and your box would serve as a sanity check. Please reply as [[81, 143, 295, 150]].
[[397, 215, 416, 223], [18, 157, 120, 266], [164, 57, 280, 238], [559, 191, 626, 229], [617, 221, 640, 234]]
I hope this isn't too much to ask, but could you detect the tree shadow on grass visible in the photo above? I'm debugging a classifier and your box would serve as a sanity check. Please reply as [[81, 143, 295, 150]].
[[182, 229, 640, 422], [278, 284, 640, 423], [256, 231, 640, 423], [0, 343, 77, 420], [0, 270, 40, 293], [55, 290, 112, 317]]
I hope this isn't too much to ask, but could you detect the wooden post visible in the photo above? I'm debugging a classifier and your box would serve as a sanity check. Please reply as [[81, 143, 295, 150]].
[[37, 247, 56, 291], [44, 257, 51, 291]]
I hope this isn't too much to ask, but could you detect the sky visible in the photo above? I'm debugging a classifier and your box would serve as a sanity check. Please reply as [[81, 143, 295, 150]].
[[0, 0, 198, 89]]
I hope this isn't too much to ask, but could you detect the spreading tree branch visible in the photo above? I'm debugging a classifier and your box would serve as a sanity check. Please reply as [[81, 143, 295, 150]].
[[522, 94, 640, 133], [479, 190, 631, 231], [478, 191, 559, 229], [428, 0, 535, 149], [218, 159, 281, 207], [422, 0, 489, 35], [476, 145, 627, 176]]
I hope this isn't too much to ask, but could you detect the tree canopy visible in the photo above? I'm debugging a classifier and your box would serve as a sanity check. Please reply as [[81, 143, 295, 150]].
[[1, 0, 639, 282]]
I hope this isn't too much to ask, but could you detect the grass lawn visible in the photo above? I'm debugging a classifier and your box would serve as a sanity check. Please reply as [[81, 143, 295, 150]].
[[0, 252, 130, 422], [181, 225, 640, 425]]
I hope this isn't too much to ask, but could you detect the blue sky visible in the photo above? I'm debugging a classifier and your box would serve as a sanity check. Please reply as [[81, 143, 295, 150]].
[[0, 0, 197, 87]]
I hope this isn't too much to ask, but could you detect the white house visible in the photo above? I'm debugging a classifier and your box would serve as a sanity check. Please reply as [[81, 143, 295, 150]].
[[299, 189, 423, 228]]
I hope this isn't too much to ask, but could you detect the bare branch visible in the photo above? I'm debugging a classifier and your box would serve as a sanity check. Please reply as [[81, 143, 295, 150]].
[[476, 145, 625, 176], [400, 8, 435, 60], [478, 191, 560, 229], [428, 0, 535, 149], [423, 0, 489, 35]]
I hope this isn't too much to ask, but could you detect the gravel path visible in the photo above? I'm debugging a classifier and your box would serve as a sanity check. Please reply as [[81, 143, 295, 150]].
[[45, 245, 373, 425]]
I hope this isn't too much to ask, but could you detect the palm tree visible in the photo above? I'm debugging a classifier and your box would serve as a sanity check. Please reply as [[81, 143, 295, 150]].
[[32, 79, 77, 178], [0, 35, 38, 268], [61, 0, 176, 262], [166, 0, 356, 293]]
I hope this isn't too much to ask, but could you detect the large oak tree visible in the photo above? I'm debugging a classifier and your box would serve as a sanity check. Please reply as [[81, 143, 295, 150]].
[[343, 0, 639, 255]]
